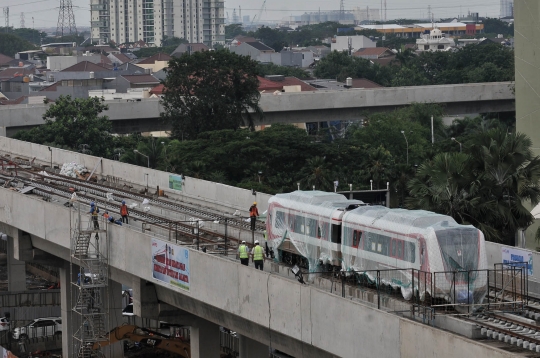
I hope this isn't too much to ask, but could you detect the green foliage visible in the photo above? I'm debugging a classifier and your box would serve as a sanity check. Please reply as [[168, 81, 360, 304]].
[[0, 28, 45, 45], [314, 43, 514, 86], [13, 96, 114, 157], [0, 33, 36, 57], [407, 129, 540, 245], [256, 63, 310, 79], [225, 24, 245, 39], [483, 18, 514, 37], [161, 50, 263, 140]]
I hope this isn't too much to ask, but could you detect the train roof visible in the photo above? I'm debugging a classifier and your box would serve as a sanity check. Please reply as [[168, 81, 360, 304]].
[[272, 191, 365, 209], [343, 205, 476, 231]]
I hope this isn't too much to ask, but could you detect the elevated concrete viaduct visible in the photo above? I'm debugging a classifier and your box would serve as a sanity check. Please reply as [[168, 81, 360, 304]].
[[0, 82, 514, 135], [0, 138, 524, 358]]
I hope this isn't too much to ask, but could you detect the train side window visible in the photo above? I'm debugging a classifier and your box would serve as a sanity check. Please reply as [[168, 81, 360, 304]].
[[288, 214, 295, 231], [397, 240, 403, 259], [391, 240, 396, 257], [307, 218, 317, 237], [317, 226, 322, 238], [420, 243, 425, 265], [357, 231, 363, 249], [275, 211, 285, 229], [405, 242, 416, 263], [353, 231, 357, 247], [295, 215, 305, 234]]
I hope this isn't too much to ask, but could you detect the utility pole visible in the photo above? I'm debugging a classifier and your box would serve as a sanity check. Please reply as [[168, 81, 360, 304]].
[[340, 0, 344, 21]]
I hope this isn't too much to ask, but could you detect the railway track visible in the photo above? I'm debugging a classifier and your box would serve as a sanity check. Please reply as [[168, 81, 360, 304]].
[[466, 312, 540, 352], [0, 154, 269, 254], [1, 154, 265, 232]]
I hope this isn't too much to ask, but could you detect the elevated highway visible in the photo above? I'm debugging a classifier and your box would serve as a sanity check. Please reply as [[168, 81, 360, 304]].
[[0, 82, 515, 135], [0, 137, 526, 358]]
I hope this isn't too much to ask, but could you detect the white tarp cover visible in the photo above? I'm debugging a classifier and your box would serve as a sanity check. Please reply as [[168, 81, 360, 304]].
[[59, 162, 88, 178], [267, 191, 364, 271], [341, 206, 488, 305], [267, 191, 488, 306], [531, 202, 540, 219]]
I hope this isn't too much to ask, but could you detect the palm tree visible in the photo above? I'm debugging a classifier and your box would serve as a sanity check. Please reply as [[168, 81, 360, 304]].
[[300, 156, 333, 191], [467, 129, 540, 244], [407, 152, 502, 240]]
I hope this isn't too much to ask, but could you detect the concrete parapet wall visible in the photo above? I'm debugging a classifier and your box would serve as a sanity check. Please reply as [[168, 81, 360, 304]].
[[0, 188, 520, 358], [0, 137, 271, 214]]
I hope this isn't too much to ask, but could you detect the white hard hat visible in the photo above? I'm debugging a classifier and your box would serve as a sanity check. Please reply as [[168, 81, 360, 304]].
[[255, 240, 259, 244], [241, 240, 246, 244]]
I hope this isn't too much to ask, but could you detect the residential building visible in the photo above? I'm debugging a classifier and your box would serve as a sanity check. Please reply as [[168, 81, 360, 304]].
[[90, 0, 225, 48], [258, 75, 317, 93], [117, 74, 160, 91], [230, 41, 275, 59], [0, 54, 14, 68], [500, 0, 514, 18], [47, 54, 111, 71], [330, 35, 376, 53], [306, 45, 331, 59], [280, 48, 314, 68], [416, 28, 455, 52], [353, 47, 394, 60], [171, 43, 209, 57], [135, 52, 171, 73]]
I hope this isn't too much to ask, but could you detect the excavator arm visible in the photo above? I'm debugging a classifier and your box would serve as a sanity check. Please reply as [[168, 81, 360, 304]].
[[91, 325, 190, 357]]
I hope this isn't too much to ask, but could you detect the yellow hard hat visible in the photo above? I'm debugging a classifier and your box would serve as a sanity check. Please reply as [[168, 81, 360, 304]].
[[253, 202, 257, 205]]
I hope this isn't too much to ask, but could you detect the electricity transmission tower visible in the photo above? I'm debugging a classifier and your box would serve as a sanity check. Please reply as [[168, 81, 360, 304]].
[[340, 0, 344, 21], [3, 7, 9, 30], [56, 0, 77, 38], [20, 12, 25, 28]]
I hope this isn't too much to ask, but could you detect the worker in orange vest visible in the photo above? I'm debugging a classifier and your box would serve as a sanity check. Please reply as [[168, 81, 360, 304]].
[[120, 200, 129, 224], [249, 202, 259, 231]]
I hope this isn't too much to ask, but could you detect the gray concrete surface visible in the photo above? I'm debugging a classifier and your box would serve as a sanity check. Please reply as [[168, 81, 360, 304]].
[[0, 188, 523, 358], [0, 82, 515, 134]]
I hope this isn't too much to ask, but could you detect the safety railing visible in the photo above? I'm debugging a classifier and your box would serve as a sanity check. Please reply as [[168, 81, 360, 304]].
[[288, 264, 527, 317]]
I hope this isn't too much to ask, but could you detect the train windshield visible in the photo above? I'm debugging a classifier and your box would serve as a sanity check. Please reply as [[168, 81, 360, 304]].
[[435, 228, 479, 272]]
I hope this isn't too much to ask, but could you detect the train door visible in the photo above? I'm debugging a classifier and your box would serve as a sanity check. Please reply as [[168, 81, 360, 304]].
[[331, 224, 341, 244]]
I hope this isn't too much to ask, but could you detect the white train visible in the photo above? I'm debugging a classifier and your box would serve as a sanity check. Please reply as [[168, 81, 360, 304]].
[[266, 191, 488, 305]]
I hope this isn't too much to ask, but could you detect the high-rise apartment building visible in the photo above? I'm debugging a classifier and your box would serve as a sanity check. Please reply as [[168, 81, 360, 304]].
[[90, 0, 225, 47], [500, 0, 513, 18]]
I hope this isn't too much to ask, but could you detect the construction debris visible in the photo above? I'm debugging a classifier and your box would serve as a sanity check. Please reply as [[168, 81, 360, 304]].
[[60, 162, 89, 178]]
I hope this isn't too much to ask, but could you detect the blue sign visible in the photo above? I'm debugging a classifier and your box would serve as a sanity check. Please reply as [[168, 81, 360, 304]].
[[502, 247, 533, 275]]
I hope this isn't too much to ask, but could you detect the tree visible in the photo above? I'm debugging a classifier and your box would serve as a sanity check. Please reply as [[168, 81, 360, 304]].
[[407, 130, 540, 245], [161, 50, 263, 140], [14, 96, 114, 157], [300, 156, 333, 191], [0, 33, 36, 57]]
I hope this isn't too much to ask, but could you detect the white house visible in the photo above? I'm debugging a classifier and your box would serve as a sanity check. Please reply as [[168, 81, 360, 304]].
[[416, 27, 455, 52]]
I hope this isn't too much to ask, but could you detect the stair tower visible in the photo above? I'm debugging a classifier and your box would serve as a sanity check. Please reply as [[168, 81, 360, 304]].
[[70, 203, 110, 358]]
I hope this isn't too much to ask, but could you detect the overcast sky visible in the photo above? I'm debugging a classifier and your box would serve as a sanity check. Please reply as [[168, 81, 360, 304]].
[[3, 0, 502, 30]]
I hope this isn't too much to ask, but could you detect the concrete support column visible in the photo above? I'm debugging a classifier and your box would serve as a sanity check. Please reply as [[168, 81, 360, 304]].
[[60, 261, 78, 358], [239, 335, 269, 358], [190, 318, 221, 358], [103, 279, 124, 358], [7, 233, 26, 292]]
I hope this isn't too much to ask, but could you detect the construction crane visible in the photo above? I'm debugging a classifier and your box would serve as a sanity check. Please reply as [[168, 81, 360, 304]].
[[91, 325, 190, 357], [251, 0, 267, 25]]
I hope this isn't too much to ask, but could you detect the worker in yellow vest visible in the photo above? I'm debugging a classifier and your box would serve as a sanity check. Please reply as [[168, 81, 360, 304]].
[[238, 240, 249, 266], [251, 240, 264, 270]]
